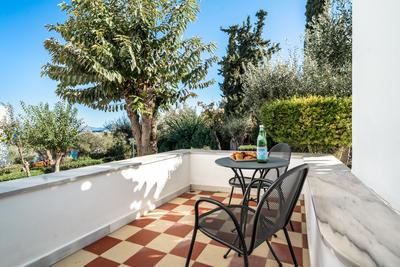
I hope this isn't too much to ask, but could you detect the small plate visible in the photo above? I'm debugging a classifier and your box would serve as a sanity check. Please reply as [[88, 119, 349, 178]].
[[229, 157, 257, 162]]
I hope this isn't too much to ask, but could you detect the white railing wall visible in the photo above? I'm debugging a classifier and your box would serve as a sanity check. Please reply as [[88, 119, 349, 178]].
[[0, 151, 190, 267]]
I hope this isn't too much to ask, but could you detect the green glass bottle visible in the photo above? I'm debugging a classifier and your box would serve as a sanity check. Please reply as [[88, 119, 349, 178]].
[[257, 125, 268, 163]]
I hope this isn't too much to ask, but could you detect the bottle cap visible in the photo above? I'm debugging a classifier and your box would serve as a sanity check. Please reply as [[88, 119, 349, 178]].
[[259, 125, 264, 128]]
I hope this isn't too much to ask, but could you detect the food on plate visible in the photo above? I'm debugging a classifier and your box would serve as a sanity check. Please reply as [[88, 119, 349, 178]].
[[244, 151, 256, 158], [230, 151, 257, 160], [235, 153, 244, 160]]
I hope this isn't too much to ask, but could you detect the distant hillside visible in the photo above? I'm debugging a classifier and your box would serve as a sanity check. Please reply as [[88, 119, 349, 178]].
[[84, 126, 106, 132]]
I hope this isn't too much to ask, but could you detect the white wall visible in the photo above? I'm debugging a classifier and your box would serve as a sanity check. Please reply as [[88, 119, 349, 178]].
[[353, 0, 400, 211], [0, 106, 10, 166], [0, 153, 190, 267]]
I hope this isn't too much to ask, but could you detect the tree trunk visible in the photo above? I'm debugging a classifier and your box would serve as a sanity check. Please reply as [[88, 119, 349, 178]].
[[53, 152, 64, 172], [123, 86, 159, 157], [210, 125, 221, 150], [230, 135, 244, 151], [46, 149, 56, 172], [17, 144, 31, 177], [335, 146, 351, 166]]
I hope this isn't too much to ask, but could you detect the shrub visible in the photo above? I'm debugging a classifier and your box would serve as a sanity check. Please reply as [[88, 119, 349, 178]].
[[0, 164, 22, 175], [190, 146, 212, 150], [237, 145, 257, 151], [9, 146, 38, 164], [74, 131, 115, 157], [157, 105, 218, 152], [60, 158, 103, 171], [261, 95, 352, 152], [0, 170, 45, 182]]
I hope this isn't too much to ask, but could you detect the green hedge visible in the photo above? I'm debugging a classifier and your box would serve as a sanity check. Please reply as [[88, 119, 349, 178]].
[[261, 95, 352, 152], [60, 158, 104, 171], [0, 164, 22, 176], [1, 158, 109, 182], [238, 145, 257, 151], [0, 170, 45, 182]]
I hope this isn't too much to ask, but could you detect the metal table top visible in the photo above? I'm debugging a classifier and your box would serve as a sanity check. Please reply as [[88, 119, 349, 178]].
[[215, 156, 289, 170]]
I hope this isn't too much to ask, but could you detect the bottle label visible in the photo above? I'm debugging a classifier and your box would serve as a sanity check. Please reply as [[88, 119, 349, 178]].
[[257, 147, 267, 160], [257, 135, 262, 140]]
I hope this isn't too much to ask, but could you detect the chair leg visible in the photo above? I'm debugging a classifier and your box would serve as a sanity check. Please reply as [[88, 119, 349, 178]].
[[185, 228, 198, 267], [228, 186, 234, 205], [266, 240, 282, 267], [283, 227, 299, 267], [223, 234, 238, 258], [242, 250, 249, 267], [290, 220, 294, 231]]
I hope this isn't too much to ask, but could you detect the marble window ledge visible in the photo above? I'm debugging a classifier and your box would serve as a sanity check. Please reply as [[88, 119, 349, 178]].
[[303, 154, 400, 267]]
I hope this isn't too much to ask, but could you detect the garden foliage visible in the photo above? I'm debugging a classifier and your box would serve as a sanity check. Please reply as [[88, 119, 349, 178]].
[[261, 95, 352, 152], [74, 131, 115, 157], [0, 164, 22, 176], [42, 0, 218, 156], [243, 0, 352, 119], [237, 145, 257, 151], [0, 170, 45, 182], [157, 105, 218, 152], [9, 146, 38, 165]]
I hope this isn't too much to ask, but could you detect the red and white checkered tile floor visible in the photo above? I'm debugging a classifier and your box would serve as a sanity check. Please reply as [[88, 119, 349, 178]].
[[52, 190, 309, 267]]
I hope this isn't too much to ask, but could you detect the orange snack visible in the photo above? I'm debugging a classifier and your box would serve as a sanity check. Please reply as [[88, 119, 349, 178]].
[[235, 153, 244, 160], [230, 155, 235, 160], [244, 156, 253, 160]]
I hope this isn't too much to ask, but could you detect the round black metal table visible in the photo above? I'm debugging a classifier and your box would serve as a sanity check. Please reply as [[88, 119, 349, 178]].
[[215, 156, 290, 199]]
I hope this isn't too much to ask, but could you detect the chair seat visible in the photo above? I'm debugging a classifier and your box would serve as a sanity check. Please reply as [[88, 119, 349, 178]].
[[198, 204, 279, 252], [228, 177, 273, 188]]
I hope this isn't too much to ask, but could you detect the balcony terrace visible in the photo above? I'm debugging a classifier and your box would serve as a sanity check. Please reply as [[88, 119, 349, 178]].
[[1, 150, 399, 267]]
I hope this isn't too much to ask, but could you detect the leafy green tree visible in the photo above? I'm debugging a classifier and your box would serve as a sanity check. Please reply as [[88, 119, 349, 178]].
[[74, 131, 115, 157], [42, 0, 218, 157], [197, 101, 224, 150], [243, 47, 302, 118], [304, 0, 352, 70], [223, 115, 252, 150], [305, 0, 327, 31], [22, 102, 85, 172], [0, 103, 35, 177], [218, 9, 280, 117], [243, 0, 352, 111], [157, 105, 216, 152]]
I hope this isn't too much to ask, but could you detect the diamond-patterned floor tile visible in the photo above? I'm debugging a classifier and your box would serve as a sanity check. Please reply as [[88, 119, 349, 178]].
[[51, 190, 310, 267]]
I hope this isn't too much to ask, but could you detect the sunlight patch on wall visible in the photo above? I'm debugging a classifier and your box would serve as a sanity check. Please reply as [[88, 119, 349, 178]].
[[121, 156, 183, 200], [81, 181, 92, 191]]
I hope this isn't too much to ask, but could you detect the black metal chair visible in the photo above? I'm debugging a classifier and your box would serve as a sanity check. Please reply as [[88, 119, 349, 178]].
[[227, 143, 292, 205], [185, 164, 309, 267]]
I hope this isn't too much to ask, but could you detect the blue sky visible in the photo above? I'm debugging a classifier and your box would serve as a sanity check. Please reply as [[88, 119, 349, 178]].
[[0, 0, 306, 127]]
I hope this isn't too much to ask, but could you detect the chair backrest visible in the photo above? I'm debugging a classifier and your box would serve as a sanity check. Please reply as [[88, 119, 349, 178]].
[[249, 163, 309, 252], [266, 143, 291, 180]]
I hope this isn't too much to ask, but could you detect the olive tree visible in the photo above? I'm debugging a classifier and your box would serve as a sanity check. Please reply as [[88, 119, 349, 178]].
[[0, 103, 34, 177], [42, 0, 218, 156], [22, 102, 85, 172]]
